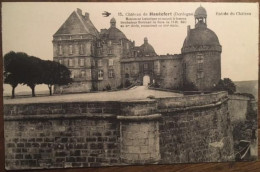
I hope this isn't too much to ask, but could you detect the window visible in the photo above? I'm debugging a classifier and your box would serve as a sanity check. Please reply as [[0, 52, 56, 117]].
[[197, 54, 204, 63], [58, 45, 63, 55], [97, 49, 102, 56], [80, 59, 84, 66], [108, 40, 112, 46], [144, 63, 148, 70], [70, 71, 74, 78], [69, 36, 72, 40], [86, 69, 92, 80], [197, 54, 204, 71], [80, 35, 83, 39], [97, 41, 101, 47], [154, 61, 160, 74], [108, 49, 112, 54], [198, 63, 203, 71], [98, 60, 102, 67], [126, 42, 129, 49], [108, 69, 114, 78], [98, 70, 104, 80], [69, 59, 74, 67], [109, 59, 114, 66], [197, 72, 204, 79], [69, 45, 73, 54], [80, 44, 84, 54], [59, 59, 62, 64], [81, 71, 86, 77]]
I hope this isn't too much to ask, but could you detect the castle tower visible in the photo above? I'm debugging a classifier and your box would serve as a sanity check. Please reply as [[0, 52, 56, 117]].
[[181, 6, 222, 91]]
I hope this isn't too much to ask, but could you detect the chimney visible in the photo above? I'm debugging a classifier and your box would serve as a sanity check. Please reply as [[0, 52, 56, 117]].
[[85, 12, 89, 20], [187, 25, 190, 38], [77, 8, 82, 15]]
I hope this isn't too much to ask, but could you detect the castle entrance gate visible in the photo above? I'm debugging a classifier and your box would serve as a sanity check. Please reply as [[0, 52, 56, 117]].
[[143, 75, 150, 86]]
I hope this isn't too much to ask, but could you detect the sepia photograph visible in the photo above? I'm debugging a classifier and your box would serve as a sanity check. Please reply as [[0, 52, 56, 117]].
[[2, 2, 259, 170]]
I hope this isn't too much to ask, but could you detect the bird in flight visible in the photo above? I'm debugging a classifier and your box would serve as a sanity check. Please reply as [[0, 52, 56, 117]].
[[102, 11, 111, 17]]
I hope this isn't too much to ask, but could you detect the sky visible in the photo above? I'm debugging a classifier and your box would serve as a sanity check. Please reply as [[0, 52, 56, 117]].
[[2, 2, 259, 93]]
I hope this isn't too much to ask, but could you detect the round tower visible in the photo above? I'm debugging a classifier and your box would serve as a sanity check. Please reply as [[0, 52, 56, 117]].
[[181, 6, 222, 91]]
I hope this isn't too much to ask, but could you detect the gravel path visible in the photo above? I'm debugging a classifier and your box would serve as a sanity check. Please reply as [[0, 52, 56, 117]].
[[4, 86, 182, 104]]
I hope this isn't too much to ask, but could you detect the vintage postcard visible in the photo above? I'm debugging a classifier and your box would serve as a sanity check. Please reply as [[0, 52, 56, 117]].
[[2, 2, 258, 170]]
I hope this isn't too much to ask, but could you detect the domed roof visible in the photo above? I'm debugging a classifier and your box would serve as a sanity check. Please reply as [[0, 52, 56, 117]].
[[139, 37, 157, 56], [101, 17, 127, 41], [183, 26, 220, 48], [106, 27, 127, 40], [195, 6, 207, 18]]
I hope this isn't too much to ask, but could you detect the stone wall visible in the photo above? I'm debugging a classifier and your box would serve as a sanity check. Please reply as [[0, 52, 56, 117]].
[[4, 91, 235, 170]]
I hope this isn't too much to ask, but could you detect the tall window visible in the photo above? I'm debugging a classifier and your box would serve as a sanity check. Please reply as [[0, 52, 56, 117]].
[[80, 59, 84, 66], [97, 41, 101, 47], [58, 45, 62, 55], [98, 60, 102, 67], [86, 69, 92, 80], [108, 40, 112, 46], [109, 59, 114, 66], [59, 59, 62, 64], [108, 69, 114, 78], [69, 45, 73, 55], [108, 49, 112, 54], [144, 63, 148, 70], [70, 71, 74, 78], [80, 44, 84, 54], [126, 42, 129, 49], [197, 54, 204, 72], [69, 59, 74, 67], [197, 72, 204, 79], [98, 70, 104, 80]]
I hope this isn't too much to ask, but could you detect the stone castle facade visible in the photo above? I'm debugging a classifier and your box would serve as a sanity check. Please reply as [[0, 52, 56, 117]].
[[53, 6, 221, 93]]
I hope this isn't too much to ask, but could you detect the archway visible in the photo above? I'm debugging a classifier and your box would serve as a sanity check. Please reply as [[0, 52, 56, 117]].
[[143, 75, 150, 86]]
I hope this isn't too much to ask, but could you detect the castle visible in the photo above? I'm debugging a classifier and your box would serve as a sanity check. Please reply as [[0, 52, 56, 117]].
[[53, 6, 221, 93]]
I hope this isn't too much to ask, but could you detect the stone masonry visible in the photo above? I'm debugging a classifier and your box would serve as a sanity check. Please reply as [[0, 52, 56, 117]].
[[4, 92, 235, 170]]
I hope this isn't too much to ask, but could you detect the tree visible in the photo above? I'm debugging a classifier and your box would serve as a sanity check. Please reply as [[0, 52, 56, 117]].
[[3, 51, 29, 98], [42, 60, 72, 95], [214, 78, 236, 94], [21, 55, 44, 97]]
